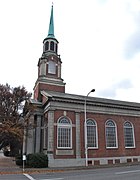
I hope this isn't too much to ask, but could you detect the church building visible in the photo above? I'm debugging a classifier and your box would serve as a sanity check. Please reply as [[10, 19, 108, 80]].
[[26, 5, 140, 167]]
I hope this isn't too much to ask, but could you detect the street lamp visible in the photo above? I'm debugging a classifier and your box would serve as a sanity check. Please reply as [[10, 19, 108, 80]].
[[19, 116, 26, 172], [84, 89, 95, 167], [22, 126, 26, 172]]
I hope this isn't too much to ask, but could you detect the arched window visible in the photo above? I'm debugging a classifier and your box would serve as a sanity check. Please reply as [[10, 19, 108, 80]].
[[124, 121, 135, 148], [45, 41, 49, 51], [86, 119, 98, 148], [48, 60, 56, 74], [50, 41, 54, 51], [105, 120, 117, 148], [57, 117, 72, 148]]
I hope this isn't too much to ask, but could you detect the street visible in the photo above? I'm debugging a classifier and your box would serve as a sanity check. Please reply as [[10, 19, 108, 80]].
[[1, 164, 140, 180]]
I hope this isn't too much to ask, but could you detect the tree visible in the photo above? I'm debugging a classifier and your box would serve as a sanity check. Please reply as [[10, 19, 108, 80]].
[[0, 84, 32, 156]]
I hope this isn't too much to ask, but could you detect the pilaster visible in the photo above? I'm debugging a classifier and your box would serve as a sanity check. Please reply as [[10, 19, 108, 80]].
[[76, 113, 81, 158], [35, 115, 42, 152], [47, 110, 54, 153], [26, 115, 35, 154]]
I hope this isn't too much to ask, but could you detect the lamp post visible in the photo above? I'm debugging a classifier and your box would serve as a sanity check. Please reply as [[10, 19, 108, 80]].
[[19, 116, 26, 172], [84, 89, 95, 167], [22, 126, 26, 172]]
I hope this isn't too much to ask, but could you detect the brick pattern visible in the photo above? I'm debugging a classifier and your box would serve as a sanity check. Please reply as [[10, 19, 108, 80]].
[[34, 82, 65, 100]]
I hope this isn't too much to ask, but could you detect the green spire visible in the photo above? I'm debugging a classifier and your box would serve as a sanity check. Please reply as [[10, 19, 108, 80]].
[[47, 5, 55, 38]]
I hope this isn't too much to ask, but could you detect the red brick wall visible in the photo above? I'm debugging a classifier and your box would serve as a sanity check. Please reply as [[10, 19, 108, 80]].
[[34, 83, 65, 100], [46, 109, 140, 160], [80, 113, 140, 158]]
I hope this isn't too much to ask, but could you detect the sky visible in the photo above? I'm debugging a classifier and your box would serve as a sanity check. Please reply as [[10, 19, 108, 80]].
[[0, 0, 140, 102]]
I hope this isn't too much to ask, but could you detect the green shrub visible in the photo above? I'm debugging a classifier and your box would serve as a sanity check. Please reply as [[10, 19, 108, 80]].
[[27, 153, 48, 168]]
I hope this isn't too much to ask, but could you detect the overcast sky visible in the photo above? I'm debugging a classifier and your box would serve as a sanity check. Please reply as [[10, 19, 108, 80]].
[[0, 0, 140, 102]]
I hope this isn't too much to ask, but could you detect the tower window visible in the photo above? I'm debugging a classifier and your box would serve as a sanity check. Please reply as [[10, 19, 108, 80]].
[[48, 60, 56, 74], [45, 41, 49, 51], [50, 41, 54, 51]]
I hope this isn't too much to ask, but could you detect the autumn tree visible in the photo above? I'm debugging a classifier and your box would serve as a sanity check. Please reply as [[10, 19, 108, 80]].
[[0, 84, 32, 156]]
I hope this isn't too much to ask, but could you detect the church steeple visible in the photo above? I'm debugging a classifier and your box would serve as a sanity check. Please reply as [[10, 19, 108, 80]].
[[34, 4, 65, 100], [47, 5, 55, 38], [43, 4, 58, 54]]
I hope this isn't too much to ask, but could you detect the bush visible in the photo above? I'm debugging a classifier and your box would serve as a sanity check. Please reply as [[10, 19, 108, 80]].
[[27, 153, 48, 168]]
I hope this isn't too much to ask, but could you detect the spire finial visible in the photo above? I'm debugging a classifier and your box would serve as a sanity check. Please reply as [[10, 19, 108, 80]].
[[47, 4, 55, 38]]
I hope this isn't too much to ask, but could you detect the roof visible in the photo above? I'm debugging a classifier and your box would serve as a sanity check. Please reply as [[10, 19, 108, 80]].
[[29, 99, 42, 105], [47, 5, 55, 38], [41, 90, 140, 110], [29, 90, 140, 116]]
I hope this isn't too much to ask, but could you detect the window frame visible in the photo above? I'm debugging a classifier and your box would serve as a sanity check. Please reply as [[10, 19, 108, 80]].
[[45, 41, 49, 51], [50, 41, 55, 51], [86, 119, 98, 149], [48, 60, 56, 74], [57, 117, 72, 149], [105, 119, 118, 149], [124, 121, 135, 149]]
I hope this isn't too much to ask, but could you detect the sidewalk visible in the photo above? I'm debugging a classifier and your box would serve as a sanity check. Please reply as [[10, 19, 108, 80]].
[[1, 151, 140, 175], [0, 151, 21, 174], [0, 152, 100, 175]]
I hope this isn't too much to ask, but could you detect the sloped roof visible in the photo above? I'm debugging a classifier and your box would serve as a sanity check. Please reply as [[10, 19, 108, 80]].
[[41, 90, 140, 110], [29, 99, 42, 105]]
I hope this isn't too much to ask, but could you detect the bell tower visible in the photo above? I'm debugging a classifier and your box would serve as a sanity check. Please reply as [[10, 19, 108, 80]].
[[34, 5, 65, 100]]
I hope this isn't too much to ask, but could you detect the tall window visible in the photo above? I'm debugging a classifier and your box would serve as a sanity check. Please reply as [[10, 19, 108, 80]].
[[48, 60, 56, 74], [87, 119, 98, 148], [50, 41, 54, 51], [106, 120, 117, 148], [45, 41, 49, 51], [124, 121, 135, 148], [57, 117, 72, 148]]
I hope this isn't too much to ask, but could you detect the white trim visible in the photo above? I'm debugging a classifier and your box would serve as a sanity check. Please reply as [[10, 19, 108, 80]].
[[106, 147, 118, 149], [57, 147, 72, 150], [88, 147, 98, 150]]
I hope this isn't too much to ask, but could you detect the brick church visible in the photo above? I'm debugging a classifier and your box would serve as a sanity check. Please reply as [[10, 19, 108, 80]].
[[26, 5, 140, 167]]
